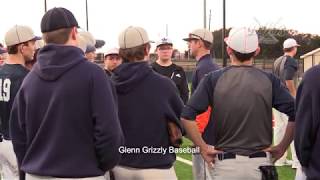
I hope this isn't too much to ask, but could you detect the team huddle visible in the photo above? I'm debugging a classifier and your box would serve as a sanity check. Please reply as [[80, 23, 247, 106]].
[[0, 7, 319, 180]]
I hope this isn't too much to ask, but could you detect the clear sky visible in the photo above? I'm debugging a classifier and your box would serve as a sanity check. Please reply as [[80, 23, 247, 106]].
[[1, 0, 318, 52]]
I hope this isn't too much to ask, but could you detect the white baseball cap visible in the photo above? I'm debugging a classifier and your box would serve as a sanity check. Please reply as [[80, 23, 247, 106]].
[[183, 28, 213, 43], [118, 26, 153, 49], [225, 27, 259, 54], [105, 48, 119, 57], [283, 38, 300, 49], [5, 25, 41, 46], [156, 37, 173, 47]]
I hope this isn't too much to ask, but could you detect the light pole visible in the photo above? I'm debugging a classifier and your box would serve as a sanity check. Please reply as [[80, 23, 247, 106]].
[[44, 0, 47, 13], [208, 9, 212, 31], [86, 0, 89, 31], [222, 0, 227, 67], [166, 24, 168, 37], [204, 0, 206, 28]]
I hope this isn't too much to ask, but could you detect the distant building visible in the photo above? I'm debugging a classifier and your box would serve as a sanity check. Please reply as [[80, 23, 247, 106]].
[[95, 52, 104, 64], [300, 48, 320, 72]]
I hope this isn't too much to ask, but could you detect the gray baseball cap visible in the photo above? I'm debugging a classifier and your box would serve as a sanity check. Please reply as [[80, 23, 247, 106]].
[[5, 25, 41, 46], [183, 28, 213, 43], [118, 26, 153, 49]]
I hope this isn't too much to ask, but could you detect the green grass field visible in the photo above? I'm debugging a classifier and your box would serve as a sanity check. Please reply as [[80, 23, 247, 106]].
[[174, 138, 296, 180]]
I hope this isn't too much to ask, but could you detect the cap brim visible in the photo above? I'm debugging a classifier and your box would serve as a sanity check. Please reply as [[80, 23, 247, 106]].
[[284, 44, 301, 49], [32, 36, 42, 41], [104, 53, 119, 57], [183, 37, 203, 42], [85, 45, 96, 53], [95, 39, 105, 48], [156, 43, 173, 47], [183, 38, 191, 42]]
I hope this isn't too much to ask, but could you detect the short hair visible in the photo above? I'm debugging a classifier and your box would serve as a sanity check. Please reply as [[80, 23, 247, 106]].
[[283, 47, 295, 53], [202, 40, 212, 50], [7, 41, 29, 55], [42, 28, 72, 44], [232, 49, 255, 62], [119, 43, 150, 62]]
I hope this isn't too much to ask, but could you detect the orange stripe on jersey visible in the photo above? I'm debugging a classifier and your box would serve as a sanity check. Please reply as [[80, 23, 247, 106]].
[[195, 107, 212, 134]]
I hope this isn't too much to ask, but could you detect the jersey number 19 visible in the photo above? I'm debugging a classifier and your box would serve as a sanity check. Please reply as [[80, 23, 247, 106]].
[[0, 78, 11, 102]]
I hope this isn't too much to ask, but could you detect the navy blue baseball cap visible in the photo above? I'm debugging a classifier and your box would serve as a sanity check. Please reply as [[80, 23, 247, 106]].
[[85, 45, 96, 53], [41, 7, 79, 33]]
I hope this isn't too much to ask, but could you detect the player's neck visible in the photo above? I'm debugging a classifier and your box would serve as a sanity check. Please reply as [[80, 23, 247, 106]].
[[6, 54, 25, 66], [156, 59, 172, 67], [284, 52, 294, 58], [196, 50, 210, 61], [231, 58, 253, 66]]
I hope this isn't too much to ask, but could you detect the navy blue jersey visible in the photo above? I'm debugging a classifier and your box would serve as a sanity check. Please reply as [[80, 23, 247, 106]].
[[0, 64, 28, 139], [191, 54, 219, 93], [273, 55, 298, 85]]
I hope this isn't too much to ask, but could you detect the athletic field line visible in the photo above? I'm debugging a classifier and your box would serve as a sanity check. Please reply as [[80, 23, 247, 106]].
[[177, 156, 192, 166]]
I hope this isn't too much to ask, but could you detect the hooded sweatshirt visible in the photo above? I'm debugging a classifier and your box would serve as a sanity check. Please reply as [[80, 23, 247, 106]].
[[9, 44, 124, 178], [112, 61, 183, 169], [295, 65, 320, 179]]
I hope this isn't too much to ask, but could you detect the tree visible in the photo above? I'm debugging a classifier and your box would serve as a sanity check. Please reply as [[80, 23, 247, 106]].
[[212, 28, 320, 60]]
